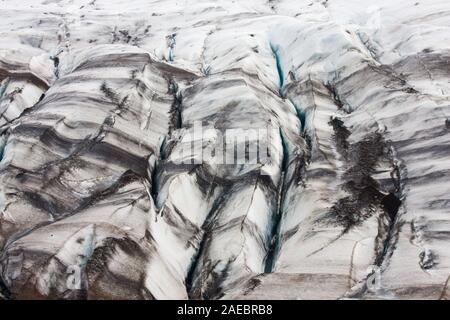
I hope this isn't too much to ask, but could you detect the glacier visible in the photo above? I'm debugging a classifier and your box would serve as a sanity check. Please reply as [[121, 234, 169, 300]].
[[0, 0, 449, 300]]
